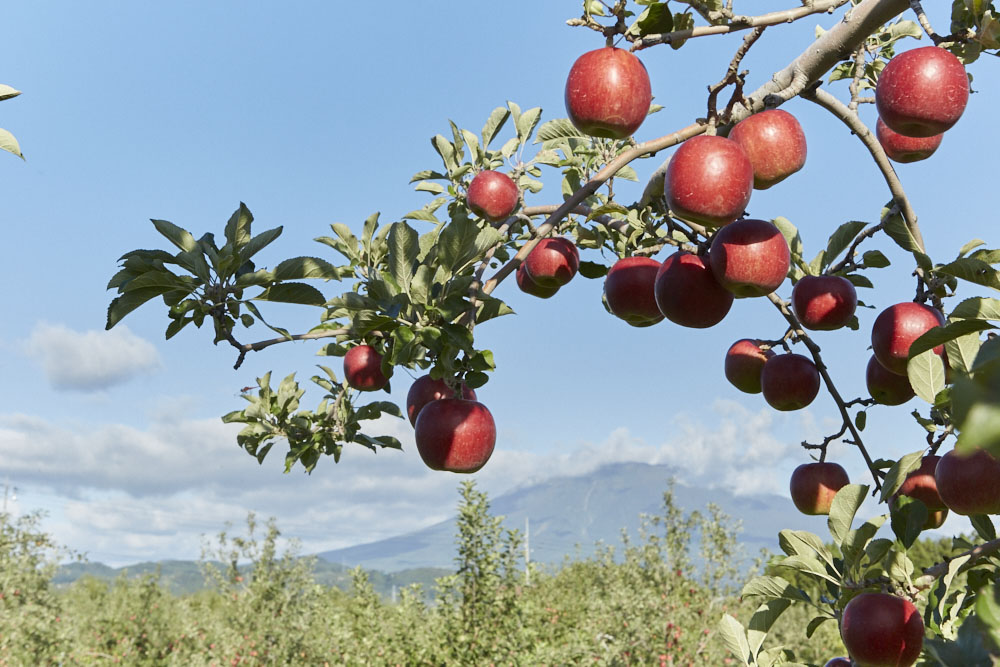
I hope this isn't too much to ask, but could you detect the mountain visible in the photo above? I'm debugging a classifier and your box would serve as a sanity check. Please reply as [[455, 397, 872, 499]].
[[316, 461, 822, 572]]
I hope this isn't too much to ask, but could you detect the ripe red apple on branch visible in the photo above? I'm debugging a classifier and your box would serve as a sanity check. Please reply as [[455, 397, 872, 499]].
[[870, 302, 945, 376], [603, 256, 663, 327], [564, 46, 652, 140], [840, 592, 924, 667], [467, 170, 520, 222], [866, 356, 915, 406], [516, 263, 560, 299], [789, 462, 849, 516], [934, 447, 1000, 516], [875, 45, 969, 138], [664, 135, 753, 227], [875, 118, 943, 164], [761, 353, 820, 411], [523, 237, 580, 288], [653, 250, 733, 328], [406, 375, 477, 426], [343, 345, 390, 392], [724, 339, 773, 394], [414, 398, 496, 474], [726, 109, 807, 190], [791, 275, 857, 331], [708, 218, 790, 298]]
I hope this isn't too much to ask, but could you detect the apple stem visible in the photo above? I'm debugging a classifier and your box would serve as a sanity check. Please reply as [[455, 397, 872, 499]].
[[766, 292, 884, 491]]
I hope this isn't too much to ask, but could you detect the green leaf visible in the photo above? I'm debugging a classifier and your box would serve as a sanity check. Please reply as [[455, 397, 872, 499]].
[[627, 2, 674, 36], [535, 118, 588, 143], [718, 614, 752, 666], [772, 217, 803, 264], [106, 289, 170, 329], [844, 273, 874, 289], [740, 575, 810, 602], [879, 450, 925, 503], [910, 319, 992, 358], [946, 332, 982, 375], [274, 256, 343, 281], [747, 599, 791, 658], [951, 296, 1000, 320], [431, 134, 458, 173], [806, 615, 835, 639], [223, 203, 253, 249], [907, 348, 947, 404], [937, 257, 1000, 292], [0, 128, 23, 159], [862, 249, 891, 268], [578, 260, 609, 279], [824, 220, 867, 268], [465, 370, 489, 389], [386, 222, 420, 294], [828, 484, 868, 546], [515, 107, 542, 143], [958, 239, 987, 257], [255, 282, 326, 306], [882, 209, 924, 255], [481, 106, 511, 148], [241, 226, 282, 263], [151, 219, 198, 253], [970, 514, 997, 542], [438, 218, 502, 274], [0, 85, 21, 101], [889, 496, 928, 549]]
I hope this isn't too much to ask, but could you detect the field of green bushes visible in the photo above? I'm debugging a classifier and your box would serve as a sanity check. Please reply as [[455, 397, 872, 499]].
[[0, 482, 958, 665]]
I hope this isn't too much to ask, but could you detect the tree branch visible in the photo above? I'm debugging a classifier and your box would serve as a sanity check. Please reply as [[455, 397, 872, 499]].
[[632, 0, 852, 50]]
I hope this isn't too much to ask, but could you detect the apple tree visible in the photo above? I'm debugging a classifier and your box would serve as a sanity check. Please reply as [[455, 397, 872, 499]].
[[107, 0, 1000, 664]]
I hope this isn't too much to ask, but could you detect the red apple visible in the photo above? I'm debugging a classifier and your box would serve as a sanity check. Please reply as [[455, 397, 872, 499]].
[[876, 46, 969, 138], [653, 251, 734, 328], [792, 275, 858, 331], [727, 109, 807, 190], [564, 47, 652, 139], [895, 455, 946, 511], [709, 218, 790, 297], [935, 447, 1000, 515], [866, 356, 915, 406], [523, 237, 580, 288], [603, 256, 663, 327], [664, 135, 753, 227], [841, 593, 924, 667], [871, 302, 945, 376], [789, 462, 849, 515], [406, 375, 477, 426], [414, 398, 496, 473], [467, 170, 519, 221], [761, 353, 821, 411], [876, 117, 943, 163], [725, 339, 774, 394], [343, 345, 390, 392], [516, 262, 559, 299]]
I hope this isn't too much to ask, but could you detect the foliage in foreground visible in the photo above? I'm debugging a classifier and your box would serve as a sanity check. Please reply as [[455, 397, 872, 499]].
[[0, 482, 855, 666]]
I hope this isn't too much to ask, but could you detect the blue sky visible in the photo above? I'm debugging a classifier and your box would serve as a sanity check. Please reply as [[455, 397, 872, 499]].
[[1, 2, 997, 565]]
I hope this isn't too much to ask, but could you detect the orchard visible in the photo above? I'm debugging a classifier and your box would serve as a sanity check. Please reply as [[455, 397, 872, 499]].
[[90, 0, 1000, 664]]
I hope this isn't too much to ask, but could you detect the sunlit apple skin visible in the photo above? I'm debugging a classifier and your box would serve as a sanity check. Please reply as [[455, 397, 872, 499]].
[[935, 448, 1000, 515], [709, 218, 790, 297], [467, 170, 519, 221], [523, 237, 580, 288], [343, 345, 390, 392], [664, 135, 754, 227], [564, 47, 652, 139], [414, 399, 496, 473], [895, 455, 946, 511], [406, 375, 477, 427], [725, 339, 774, 394], [841, 593, 924, 667], [792, 275, 858, 331], [604, 256, 664, 326], [866, 356, 915, 406], [727, 109, 807, 190], [761, 353, 821, 411], [653, 251, 734, 329], [871, 302, 945, 375], [516, 263, 559, 299], [876, 46, 969, 138], [789, 462, 849, 515], [876, 118, 943, 163]]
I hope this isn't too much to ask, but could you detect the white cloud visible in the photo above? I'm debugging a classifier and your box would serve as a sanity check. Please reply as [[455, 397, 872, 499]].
[[1, 400, 807, 565], [24, 323, 160, 391]]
